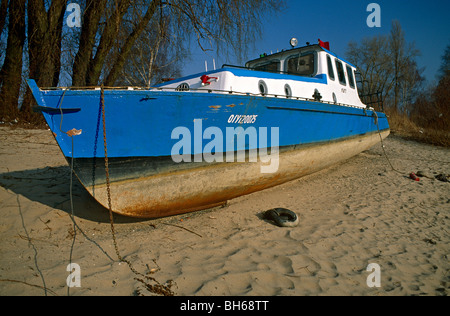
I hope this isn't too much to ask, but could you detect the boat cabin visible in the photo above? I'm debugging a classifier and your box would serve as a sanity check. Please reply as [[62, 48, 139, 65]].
[[155, 40, 366, 108]]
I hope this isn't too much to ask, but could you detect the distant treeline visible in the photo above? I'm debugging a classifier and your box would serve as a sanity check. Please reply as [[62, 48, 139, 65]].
[[348, 20, 450, 146]]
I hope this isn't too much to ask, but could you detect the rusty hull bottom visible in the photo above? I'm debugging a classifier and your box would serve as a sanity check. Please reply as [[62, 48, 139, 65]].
[[85, 130, 390, 218]]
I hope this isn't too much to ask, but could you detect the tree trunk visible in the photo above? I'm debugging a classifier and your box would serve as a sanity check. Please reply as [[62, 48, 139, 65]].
[[85, 0, 132, 86], [48, 0, 67, 87], [71, 0, 108, 87], [21, 0, 66, 123], [0, 0, 8, 38], [105, 0, 160, 86], [390, 20, 405, 112], [0, 0, 26, 122]]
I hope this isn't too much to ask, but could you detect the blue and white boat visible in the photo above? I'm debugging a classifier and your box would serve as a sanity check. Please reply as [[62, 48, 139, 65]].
[[27, 39, 390, 218]]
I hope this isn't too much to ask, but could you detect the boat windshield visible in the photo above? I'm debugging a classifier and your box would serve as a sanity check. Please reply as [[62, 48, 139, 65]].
[[245, 47, 317, 76], [286, 53, 315, 76], [253, 60, 280, 73]]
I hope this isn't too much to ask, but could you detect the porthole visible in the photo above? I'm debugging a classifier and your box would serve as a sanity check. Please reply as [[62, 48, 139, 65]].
[[258, 80, 268, 95], [284, 84, 292, 98], [332, 92, 337, 104], [176, 83, 190, 91]]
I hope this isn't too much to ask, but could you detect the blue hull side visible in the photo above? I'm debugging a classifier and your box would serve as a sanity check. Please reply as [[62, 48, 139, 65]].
[[32, 88, 389, 159]]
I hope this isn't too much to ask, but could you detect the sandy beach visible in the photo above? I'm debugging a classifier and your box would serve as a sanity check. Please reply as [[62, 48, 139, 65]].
[[0, 126, 448, 296]]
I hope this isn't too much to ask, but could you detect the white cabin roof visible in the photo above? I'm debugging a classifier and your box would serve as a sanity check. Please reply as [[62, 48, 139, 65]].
[[155, 44, 366, 108]]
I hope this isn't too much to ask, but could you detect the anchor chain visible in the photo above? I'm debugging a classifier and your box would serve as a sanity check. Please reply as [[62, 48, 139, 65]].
[[372, 110, 404, 175], [101, 86, 121, 261], [100, 86, 174, 296]]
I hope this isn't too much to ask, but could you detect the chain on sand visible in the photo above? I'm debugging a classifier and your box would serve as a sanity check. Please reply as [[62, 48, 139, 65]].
[[101, 86, 174, 296]]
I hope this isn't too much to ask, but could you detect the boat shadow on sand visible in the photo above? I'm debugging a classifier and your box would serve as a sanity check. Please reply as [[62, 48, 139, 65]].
[[0, 166, 144, 224]]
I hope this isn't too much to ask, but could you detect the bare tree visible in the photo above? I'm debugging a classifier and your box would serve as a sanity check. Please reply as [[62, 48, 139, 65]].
[[0, 0, 26, 122], [0, 0, 9, 80], [437, 44, 450, 80], [347, 35, 393, 107], [20, 0, 67, 122], [104, 0, 162, 86], [72, 0, 285, 87], [71, 0, 109, 86], [411, 45, 450, 132], [0, 0, 8, 38], [27, 0, 67, 87], [400, 59, 424, 111], [346, 20, 422, 112], [113, 11, 184, 86]]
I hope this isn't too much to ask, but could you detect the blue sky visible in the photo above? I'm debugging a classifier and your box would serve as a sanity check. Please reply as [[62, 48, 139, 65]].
[[184, 0, 450, 84]]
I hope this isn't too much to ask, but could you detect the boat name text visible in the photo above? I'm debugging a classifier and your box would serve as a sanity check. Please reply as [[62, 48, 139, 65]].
[[228, 114, 258, 124]]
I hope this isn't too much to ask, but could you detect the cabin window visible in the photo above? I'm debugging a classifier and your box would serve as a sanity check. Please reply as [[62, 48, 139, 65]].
[[327, 55, 335, 81], [335, 60, 346, 86], [286, 53, 315, 76], [347, 65, 355, 89], [253, 60, 280, 73]]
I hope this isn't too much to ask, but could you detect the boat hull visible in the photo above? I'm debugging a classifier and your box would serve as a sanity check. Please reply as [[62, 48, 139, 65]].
[[85, 130, 389, 218], [26, 80, 390, 218]]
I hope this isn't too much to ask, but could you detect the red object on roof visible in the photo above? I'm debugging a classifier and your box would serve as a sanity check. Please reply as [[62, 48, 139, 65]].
[[318, 39, 330, 50], [200, 75, 218, 86]]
